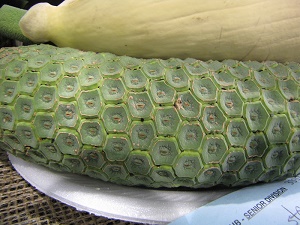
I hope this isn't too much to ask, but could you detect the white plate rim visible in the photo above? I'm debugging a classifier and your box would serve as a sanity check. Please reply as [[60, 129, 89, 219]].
[[8, 153, 236, 224]]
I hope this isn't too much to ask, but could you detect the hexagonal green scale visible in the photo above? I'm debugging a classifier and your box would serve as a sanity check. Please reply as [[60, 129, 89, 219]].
[[102, 52, 119, 61], [100, 78, 126, 103], [175, 91, 201, 120], [99, 61, 123, 77], [125, 150, 153, 175], [127, 175, 154, 187], [15, 122, 38, 148], [258, 167, 281, 183], [154, 106, 181, 136], [253, 70, 276, 89], [185, 60, 209, 76], [192, 77, 217, 103], [39, 140, 62, 161], [18, 72, 39, 94], [56, 102, 79, 127], [39, 62, 63, 83], [5, 59, 27, 79], [30, 44, 56, 53], [291, 71, 300, 84], [243, 61, 264, 71], [101, 78, 126, 103], [26, 148, 48, 164], [77, 89, 102, 117], [287, 102, 300, 127], [34, 85, 57, 110], [173, 151, 203, 178], [27, 54, 50, 69], [0, 106, 15, 130], [34, 112, 56, 138], [165, 68, 189, 91], [262, 90, 286, 113], [218, 172, 239, 186], [0, 54, 18, 70], [79, 120, 106, 146], [181, 58, 207, 65], [123, 69, 148, 91], [289, 129, 300, 152], [245, 102, 269, 131], [228, 63, 251, 79], [127, 92, 154, 120], [226, 119, 250, 147], [219, 90, 244, 117], [62, 155, 85, 174], [80, 146, 105, 168], [237, 80, 260, 101], [201, 134, 228, 164], [83, 52, 105, 66], [54, 129, 82, 155], [206, 60, 224, 71], [58, 76, 79, 99], [222, 148, 246, 172], [238, 160, 264, 180], [0, 80, 18, 103], [48, 161, 72, 173], [222, 59, 239, 67], [103, 163, 129, 180], [286, 61, 300, 72], [177, 121, 204, 151], [103, 134, 132, 161], [197, 165, 222, 184], [202, 104, 226, 133], [173, 177, 196, 188], [161, 58, 184, 69], [266, 114, 291, 144], [283, 153, 300, 173], [150, 137, 180, 165], [102, 104, 130, 133], [266, 63, 289, 80], [119, 55, 144, 69], [212, 70, 235, 88], [150, 80, 176, 105], [278, 79, 298, 100], [130, 120, 156, 150], [142, 59, 165, 79], [245, 132, 268, 158], [47, 52, 72, 64], [78, 67, 102, 89], [264, 144, 289, 168], [3, 131, 24, 152], [150, 165, 176, 183], [85, 167, 109, 182], [63, 58, 84, 75]]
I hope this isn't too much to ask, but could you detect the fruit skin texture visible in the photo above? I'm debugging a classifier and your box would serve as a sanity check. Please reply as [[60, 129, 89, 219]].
[[1, 44, 300, 188], [19, 0, 300, 62]]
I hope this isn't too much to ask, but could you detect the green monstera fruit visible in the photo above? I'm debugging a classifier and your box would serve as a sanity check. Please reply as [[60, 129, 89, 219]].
[[1, 44, 300, 188]]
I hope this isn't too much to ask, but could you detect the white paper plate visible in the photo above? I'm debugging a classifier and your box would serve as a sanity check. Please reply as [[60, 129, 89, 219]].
[[8, 153, 237, 224]]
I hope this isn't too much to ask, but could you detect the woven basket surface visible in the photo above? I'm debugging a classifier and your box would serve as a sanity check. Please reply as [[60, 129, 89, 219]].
[[0, 150, 144, 225]]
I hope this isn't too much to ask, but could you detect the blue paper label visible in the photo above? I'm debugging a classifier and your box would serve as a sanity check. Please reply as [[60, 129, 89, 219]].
[[169, 175, 300, 225]]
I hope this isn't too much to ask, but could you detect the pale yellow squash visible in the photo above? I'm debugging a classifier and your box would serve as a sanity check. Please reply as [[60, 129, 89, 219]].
[[20, 0, 300, 62]]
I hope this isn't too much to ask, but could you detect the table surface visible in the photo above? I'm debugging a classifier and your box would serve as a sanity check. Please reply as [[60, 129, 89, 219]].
[[0, 150, 144, 225]]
